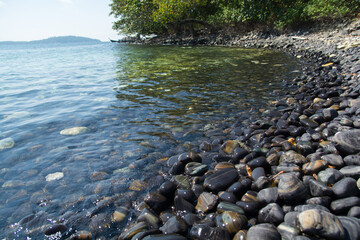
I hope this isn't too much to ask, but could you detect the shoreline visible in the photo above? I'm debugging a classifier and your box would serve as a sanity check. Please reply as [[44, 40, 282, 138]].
[[112, 19, 360, 240]]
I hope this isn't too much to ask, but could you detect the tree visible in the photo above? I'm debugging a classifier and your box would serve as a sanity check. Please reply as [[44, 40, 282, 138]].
[[110, 0, 360, 35], [110, 0, 162, 35]]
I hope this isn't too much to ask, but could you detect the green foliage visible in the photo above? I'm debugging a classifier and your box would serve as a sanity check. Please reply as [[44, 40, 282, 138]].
[[152, 0, 208, 24], [110, 0, 162, 35], [110, 0, 360, 35], [303, 0, 360, 20]]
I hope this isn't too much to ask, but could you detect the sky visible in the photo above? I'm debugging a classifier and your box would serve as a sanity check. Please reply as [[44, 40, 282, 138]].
[[0, 0, 120, 41]]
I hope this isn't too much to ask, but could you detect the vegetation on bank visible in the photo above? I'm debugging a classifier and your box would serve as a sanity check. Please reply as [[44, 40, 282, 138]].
[[110, 0, 359, 36]]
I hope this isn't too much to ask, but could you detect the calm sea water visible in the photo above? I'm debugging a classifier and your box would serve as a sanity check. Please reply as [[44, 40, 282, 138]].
[[0, 42, 300, 238]]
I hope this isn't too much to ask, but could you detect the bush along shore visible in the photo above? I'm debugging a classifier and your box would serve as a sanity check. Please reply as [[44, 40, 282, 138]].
[[65, 21, 360, 239]]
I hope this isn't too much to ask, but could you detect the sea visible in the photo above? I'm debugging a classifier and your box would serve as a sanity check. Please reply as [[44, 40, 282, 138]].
[[0, 41, 301, 239]]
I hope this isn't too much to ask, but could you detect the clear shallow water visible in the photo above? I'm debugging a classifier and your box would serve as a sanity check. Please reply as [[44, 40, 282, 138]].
[[0, 42, 300, 238]]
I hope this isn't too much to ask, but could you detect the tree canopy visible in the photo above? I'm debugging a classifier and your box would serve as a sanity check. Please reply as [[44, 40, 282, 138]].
[[110, 0, 360, 35]]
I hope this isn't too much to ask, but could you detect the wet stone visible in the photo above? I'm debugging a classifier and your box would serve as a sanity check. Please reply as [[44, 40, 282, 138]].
[[241, 190, 258, 202], [184, 162, 208, 176], [172, 175, 191, 189], [159, 181, 177, 198], [338, 216, 360, 240], [308, 179, 333, 197], [257, 187, 278, 205], [142, 234, 187, 240], [258, 203, 284, 225], [297, 209, 345, 240], [167, 152, 201, 167], [176, 189, 196, 202], [138, 209, 160, 229], [332, 177, 360, 198], [302, 160, 327, 175], [183, 213, 200, 226], [344, 154, 360, 166], [144, 193, 168, 213], [277, 223, 299, 240], [159, 216, 187, 235], [332, 130, 360, 154], [218, 191, 237, 203], [300, 118, 319, 128], [348, 206, 360, 218], [284, 212, 299, 227], [252, 176, 270, 191], [323, 108, 338, 121], [294, 204, 330, 213], [169, 161, 185, 175], [278, 173, 308, 204], [159, 211, 175, 224], [233, 230, 247, 240], [247, 223, 281, 240], [118, 222, 148, 240], [317, 168, 344, 186], [200, 141, 214, 152], [236, 200, 259, 215], [266, 153, 279, 166], [247, 156, 267, 169], [196, 192, 218, 213], [321, 154, 344, 168], [251, 167, 265, 181], [279, 150, 307, 165], [174, 195, 195, 213], [216, 211, 247, 234], [296, 141, 315, 156], [340, 166, 360, 178], [217, 201, 245, 215], [227, 178, 252, 197], [221, 140, 241, 154], [204, 168, 239, 192], [331, 196, 360, 214], [306, 196, 332, 207], [214, 162, 235, 171], [272, 163, 301, 176], [190, 225, 231, 240]]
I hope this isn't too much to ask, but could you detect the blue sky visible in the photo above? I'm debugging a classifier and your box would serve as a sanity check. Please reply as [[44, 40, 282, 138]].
[[0, 0, 120, 41]]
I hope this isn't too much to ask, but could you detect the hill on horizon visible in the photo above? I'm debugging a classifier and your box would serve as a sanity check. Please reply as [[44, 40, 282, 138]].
[[0, 36, 102, 44]]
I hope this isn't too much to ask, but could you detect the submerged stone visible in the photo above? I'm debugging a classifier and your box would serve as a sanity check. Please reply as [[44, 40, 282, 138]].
[[0, 137, 15, 151], [45, 172, 64, 181], [60, 126, 88, 135]]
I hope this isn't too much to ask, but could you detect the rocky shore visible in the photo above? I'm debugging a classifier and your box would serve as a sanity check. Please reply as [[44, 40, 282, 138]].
[[36, 20, 360, 239], [105, 20, 360, 240]]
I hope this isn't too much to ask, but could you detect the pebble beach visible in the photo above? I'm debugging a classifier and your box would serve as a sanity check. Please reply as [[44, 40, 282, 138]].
[[12, 19, 360, 240]]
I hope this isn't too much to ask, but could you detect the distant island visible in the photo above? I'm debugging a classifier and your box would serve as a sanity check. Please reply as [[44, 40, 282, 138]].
[[0, 36, 102, 45]]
